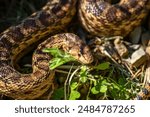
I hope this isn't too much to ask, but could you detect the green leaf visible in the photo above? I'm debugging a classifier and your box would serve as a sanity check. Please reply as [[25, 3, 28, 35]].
[[95, 62, 110, 70], [80, 77, 87, 83], [91, 79, 108, 94], [43, 48, 63, 57], [79, 66, 88, 83], [51, 88, 64, 100], [99, 85, 107, 93], [69, 90, 80, 100], [49, 58, 67, 70], [111, 82, 120, 90], [70, 82, 79, 90], [101, 79, 108, 85], [43, 48, 76, 70], [118, 77, 126, 85], [91, 87, 99, 94]]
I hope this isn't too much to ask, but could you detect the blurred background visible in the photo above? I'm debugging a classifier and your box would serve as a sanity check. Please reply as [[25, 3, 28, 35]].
[[0, 0, 47, 32]]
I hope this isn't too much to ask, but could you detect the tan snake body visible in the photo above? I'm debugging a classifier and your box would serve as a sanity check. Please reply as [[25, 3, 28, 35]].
[[79, 0, 150, 37], [0, 0, 150, 99]]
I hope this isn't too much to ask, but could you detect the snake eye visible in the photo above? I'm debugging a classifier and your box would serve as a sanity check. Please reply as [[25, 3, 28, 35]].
[[78, 53, 81, 57]]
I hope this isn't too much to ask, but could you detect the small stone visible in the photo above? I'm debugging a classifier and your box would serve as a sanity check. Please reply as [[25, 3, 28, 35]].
[[129, 44, 140, 50], [146, 46, 150, 56], [130, 46, 147, 67], [129, 26, 142, 44]]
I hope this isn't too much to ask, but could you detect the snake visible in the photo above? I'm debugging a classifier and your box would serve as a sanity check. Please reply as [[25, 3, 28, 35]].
[[0, 0, 150, 99]]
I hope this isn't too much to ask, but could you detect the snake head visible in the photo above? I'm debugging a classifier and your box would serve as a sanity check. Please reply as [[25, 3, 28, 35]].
[[37, 33, 93, 65], [62, 33, 93, 64], [68, 43, 93, 64]]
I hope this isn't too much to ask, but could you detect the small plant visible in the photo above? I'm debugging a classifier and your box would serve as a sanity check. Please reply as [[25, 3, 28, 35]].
[[44, 48, 140, 100], [43, 48, 76, 70]]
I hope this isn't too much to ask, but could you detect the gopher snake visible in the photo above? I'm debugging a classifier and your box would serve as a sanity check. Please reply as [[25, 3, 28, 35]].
[[0, 0, 149, 99]]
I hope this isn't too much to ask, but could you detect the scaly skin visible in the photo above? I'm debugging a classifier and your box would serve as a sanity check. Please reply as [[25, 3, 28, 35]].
[[0, 0, 149, 99], [79, 0, 150, 37]]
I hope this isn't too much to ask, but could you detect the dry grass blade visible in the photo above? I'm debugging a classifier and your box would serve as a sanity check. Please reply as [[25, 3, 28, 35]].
[[144, 61, 150, 86]]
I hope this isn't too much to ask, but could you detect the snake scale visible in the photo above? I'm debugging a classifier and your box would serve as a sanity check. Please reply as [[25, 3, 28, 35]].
[[0, 0, 150, 99]]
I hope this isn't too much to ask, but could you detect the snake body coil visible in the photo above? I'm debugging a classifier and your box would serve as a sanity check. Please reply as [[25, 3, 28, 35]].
[[0, 0, 150, 99], [0, 0, 79, 99], [79, 0, 150, 37]]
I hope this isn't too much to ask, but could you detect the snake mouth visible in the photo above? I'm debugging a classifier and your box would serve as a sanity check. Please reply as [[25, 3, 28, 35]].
[[81, 46, 93, 64]]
